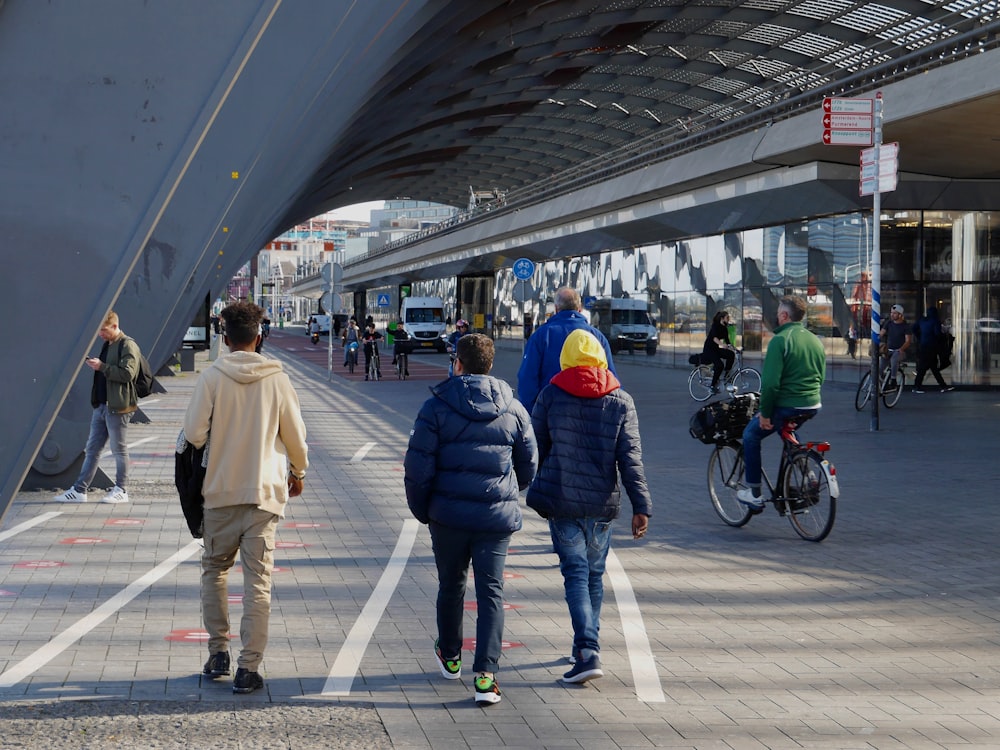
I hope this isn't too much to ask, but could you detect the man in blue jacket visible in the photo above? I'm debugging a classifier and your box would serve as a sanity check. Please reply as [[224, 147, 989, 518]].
[[404, 333, 537, 706], [516, 287, 616, 411], [527, 329, 651, 685]]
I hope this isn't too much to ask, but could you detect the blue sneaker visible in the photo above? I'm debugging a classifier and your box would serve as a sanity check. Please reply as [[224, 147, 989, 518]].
[[562, 653, 603, 684]]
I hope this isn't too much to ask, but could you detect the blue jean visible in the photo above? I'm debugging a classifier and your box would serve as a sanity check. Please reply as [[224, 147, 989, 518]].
[[742, 406, 819, 486], [549, 517, 613, 660], [75, 404, 130, 491], [429, 522, 510, 674]]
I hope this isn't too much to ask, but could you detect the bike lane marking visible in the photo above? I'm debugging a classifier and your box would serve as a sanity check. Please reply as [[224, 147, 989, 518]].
[[0, 512, 62, 543], [607, 548, 665, 703], [321, 519, 418, 696], [349, 442, 377, 463], [0, 540, 201, 689]]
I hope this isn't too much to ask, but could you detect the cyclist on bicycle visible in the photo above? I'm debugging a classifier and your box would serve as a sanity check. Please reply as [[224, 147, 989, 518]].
[[737, 295, 825, 510], [362, 323, 383, 380], [446, 319, 470, 376], [342, 318, 360, 366], [392, 322, 410, 377], [882, 304, 912, 391], [703, 310, 736, 394]]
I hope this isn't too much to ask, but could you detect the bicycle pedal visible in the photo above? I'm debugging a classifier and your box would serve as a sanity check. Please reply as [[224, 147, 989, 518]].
[[748, 504, 765, 516]]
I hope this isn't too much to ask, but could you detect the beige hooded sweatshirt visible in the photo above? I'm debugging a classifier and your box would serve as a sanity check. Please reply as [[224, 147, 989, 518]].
[[183, 351, 308, 516]]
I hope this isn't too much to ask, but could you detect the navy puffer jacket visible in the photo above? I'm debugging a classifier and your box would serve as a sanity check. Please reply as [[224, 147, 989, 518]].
[[404, 374, 538, 533], [527, 367, 652, 521]]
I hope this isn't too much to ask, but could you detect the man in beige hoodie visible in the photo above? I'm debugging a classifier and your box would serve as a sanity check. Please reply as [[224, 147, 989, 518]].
[[184, 301, 308, 694]]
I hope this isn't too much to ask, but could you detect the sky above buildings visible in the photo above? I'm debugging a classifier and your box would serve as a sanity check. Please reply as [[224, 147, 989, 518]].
[[321, 201, 384, 223]]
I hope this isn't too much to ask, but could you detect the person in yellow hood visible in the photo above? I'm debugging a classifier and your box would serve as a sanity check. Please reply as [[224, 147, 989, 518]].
[[526, 329, 651, 685]]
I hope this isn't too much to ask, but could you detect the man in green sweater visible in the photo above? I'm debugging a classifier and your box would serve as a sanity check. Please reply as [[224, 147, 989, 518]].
[[737, 295, 826, 509]]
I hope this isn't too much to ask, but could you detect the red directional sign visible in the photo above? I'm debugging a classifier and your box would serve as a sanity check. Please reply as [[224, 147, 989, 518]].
[[821, 97, 874, 146]]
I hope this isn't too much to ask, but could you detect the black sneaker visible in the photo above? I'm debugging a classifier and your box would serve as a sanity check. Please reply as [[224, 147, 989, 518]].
[[233, 667, 264, 694], [562, 653, 603, 684], [203, 651, 231, 677]]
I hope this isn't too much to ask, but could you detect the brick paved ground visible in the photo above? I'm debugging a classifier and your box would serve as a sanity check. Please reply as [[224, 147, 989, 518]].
[[1, 327, 999, 749]]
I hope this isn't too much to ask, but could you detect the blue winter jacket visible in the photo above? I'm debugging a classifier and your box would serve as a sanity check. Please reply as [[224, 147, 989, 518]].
[[404, 374, 538, 533], [516, 310, 616, 411], [526, 366, 652, 522]]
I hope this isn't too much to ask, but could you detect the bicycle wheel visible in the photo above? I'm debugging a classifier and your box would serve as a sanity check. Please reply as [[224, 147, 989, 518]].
[[708, 443, 752, 527], [854, 371, 872, 411], [882, 369, 905, 408], [688, 365, 714, 401], [782, 450, 836, 542], [348, 351, 355, 374], [732, 367, 761, 395], [396, 355, 405, 380], [369, 355, 380, 381]]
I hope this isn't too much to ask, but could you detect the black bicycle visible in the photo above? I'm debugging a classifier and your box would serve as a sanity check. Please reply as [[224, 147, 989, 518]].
[[395, 350, 409, 380], [707, 414, 839, 542]]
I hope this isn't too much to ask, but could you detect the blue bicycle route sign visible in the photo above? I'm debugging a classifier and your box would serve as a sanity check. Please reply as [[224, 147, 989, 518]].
[[512, 258, 535, 280]]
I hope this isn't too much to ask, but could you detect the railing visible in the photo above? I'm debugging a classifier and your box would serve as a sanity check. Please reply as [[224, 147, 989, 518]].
[[345, 9, 1000, 270]]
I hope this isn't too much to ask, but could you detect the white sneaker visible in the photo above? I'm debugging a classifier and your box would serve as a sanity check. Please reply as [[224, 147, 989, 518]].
[[100, 486, 129, 504], [736, 487, 764, 509], [54, 488, 87, 503]]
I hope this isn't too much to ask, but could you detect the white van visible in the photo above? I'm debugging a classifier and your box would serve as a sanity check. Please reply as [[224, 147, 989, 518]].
[[398, 296, 448, 353], [590, 297, 658, 355]]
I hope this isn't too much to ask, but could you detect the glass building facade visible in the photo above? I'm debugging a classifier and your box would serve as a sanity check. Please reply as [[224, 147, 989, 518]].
[[487, 209, 1000, 387]]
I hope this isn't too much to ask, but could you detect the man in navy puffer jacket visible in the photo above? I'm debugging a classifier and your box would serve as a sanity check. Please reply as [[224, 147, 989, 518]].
[[527, 329, 651, 685], [404, 333, 537, 706]]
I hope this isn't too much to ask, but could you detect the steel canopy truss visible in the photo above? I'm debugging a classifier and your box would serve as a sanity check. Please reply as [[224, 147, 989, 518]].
[[293, 0, 1000, 224]]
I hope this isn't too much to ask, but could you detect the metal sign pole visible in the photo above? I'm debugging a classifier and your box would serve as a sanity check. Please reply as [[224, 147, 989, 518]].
[[869, 92, 883, 432]]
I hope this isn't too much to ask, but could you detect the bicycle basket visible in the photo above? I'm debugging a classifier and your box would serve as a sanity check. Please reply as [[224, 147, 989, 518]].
[[688, 392, 759, 445]]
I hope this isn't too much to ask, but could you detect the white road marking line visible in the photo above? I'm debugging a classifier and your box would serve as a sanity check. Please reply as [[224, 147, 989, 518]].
[[100, 435, 157, 459], [322, 519, 418, 696], [349, 442, 377, 463], [0, 512, 62, 544], [0, 541, 202, 689], [607, 547, 665, 703]]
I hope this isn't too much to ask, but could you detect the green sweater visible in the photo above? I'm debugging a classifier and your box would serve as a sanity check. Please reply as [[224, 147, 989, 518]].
[[759, 321, 826, 418]]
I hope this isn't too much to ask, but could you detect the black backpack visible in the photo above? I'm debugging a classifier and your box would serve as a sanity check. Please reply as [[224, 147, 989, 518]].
[[118, 339, 155, 398], [689, 393, 760, 445]]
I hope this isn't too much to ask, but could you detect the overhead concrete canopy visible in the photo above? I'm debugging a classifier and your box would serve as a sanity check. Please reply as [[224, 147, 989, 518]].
[[3, 0, 1000, 515]]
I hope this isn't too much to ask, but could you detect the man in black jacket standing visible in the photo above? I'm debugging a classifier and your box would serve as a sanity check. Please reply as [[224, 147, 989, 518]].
[[527, 329, 651, 684], [404, 333, 537, 706]]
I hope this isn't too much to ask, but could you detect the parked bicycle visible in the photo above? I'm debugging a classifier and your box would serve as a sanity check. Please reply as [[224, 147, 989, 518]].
[[688, 349, 761, 401], [694, 394, 839, 542], [855, 352, 908, 410]]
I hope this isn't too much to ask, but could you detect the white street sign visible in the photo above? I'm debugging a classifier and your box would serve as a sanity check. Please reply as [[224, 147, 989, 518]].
[[861, 159, 897, 180], [861, 142, 899, 163], [823, 128, 873, 146], [822, 112, 873, 130], [860, 173, 898, 196], [822, 97, 874, 114]]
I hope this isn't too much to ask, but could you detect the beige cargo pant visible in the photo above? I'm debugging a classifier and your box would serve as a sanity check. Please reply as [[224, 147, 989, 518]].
[[201, 505, 278, 672]]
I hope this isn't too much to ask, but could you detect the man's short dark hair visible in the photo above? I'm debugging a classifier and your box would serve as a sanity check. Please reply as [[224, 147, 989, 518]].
[[456, 333, 494, 374], [221, 301, 264, 346], [780, 295, 807, 322]]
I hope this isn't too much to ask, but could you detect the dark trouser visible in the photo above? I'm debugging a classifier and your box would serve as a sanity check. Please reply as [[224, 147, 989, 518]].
[[914, 347, 947, 388], [709, 349, 735, 386], [429, 522, 510, 674]]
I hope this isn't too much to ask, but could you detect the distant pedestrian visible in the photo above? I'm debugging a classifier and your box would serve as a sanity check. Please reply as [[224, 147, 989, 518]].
[[516, 287, 617, 412], [527, 329, 650, 684], [404, 333, 538, 706], [184, 301, 308, 694], [912, 306, 954, 393], [846, 324, 858, 359], [54, 310, 141, 505]]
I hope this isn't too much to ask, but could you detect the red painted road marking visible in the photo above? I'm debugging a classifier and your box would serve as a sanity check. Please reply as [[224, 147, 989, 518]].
[[284, 523, 325, 528], [13, 561, 66, 569], [464, 601, 523, 611], [275, 541, 310, 548], [164, 629, 235, 643], [105, 519, 144, 526], [60, 538, 109, 545], [461, 638, 523, 651]]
